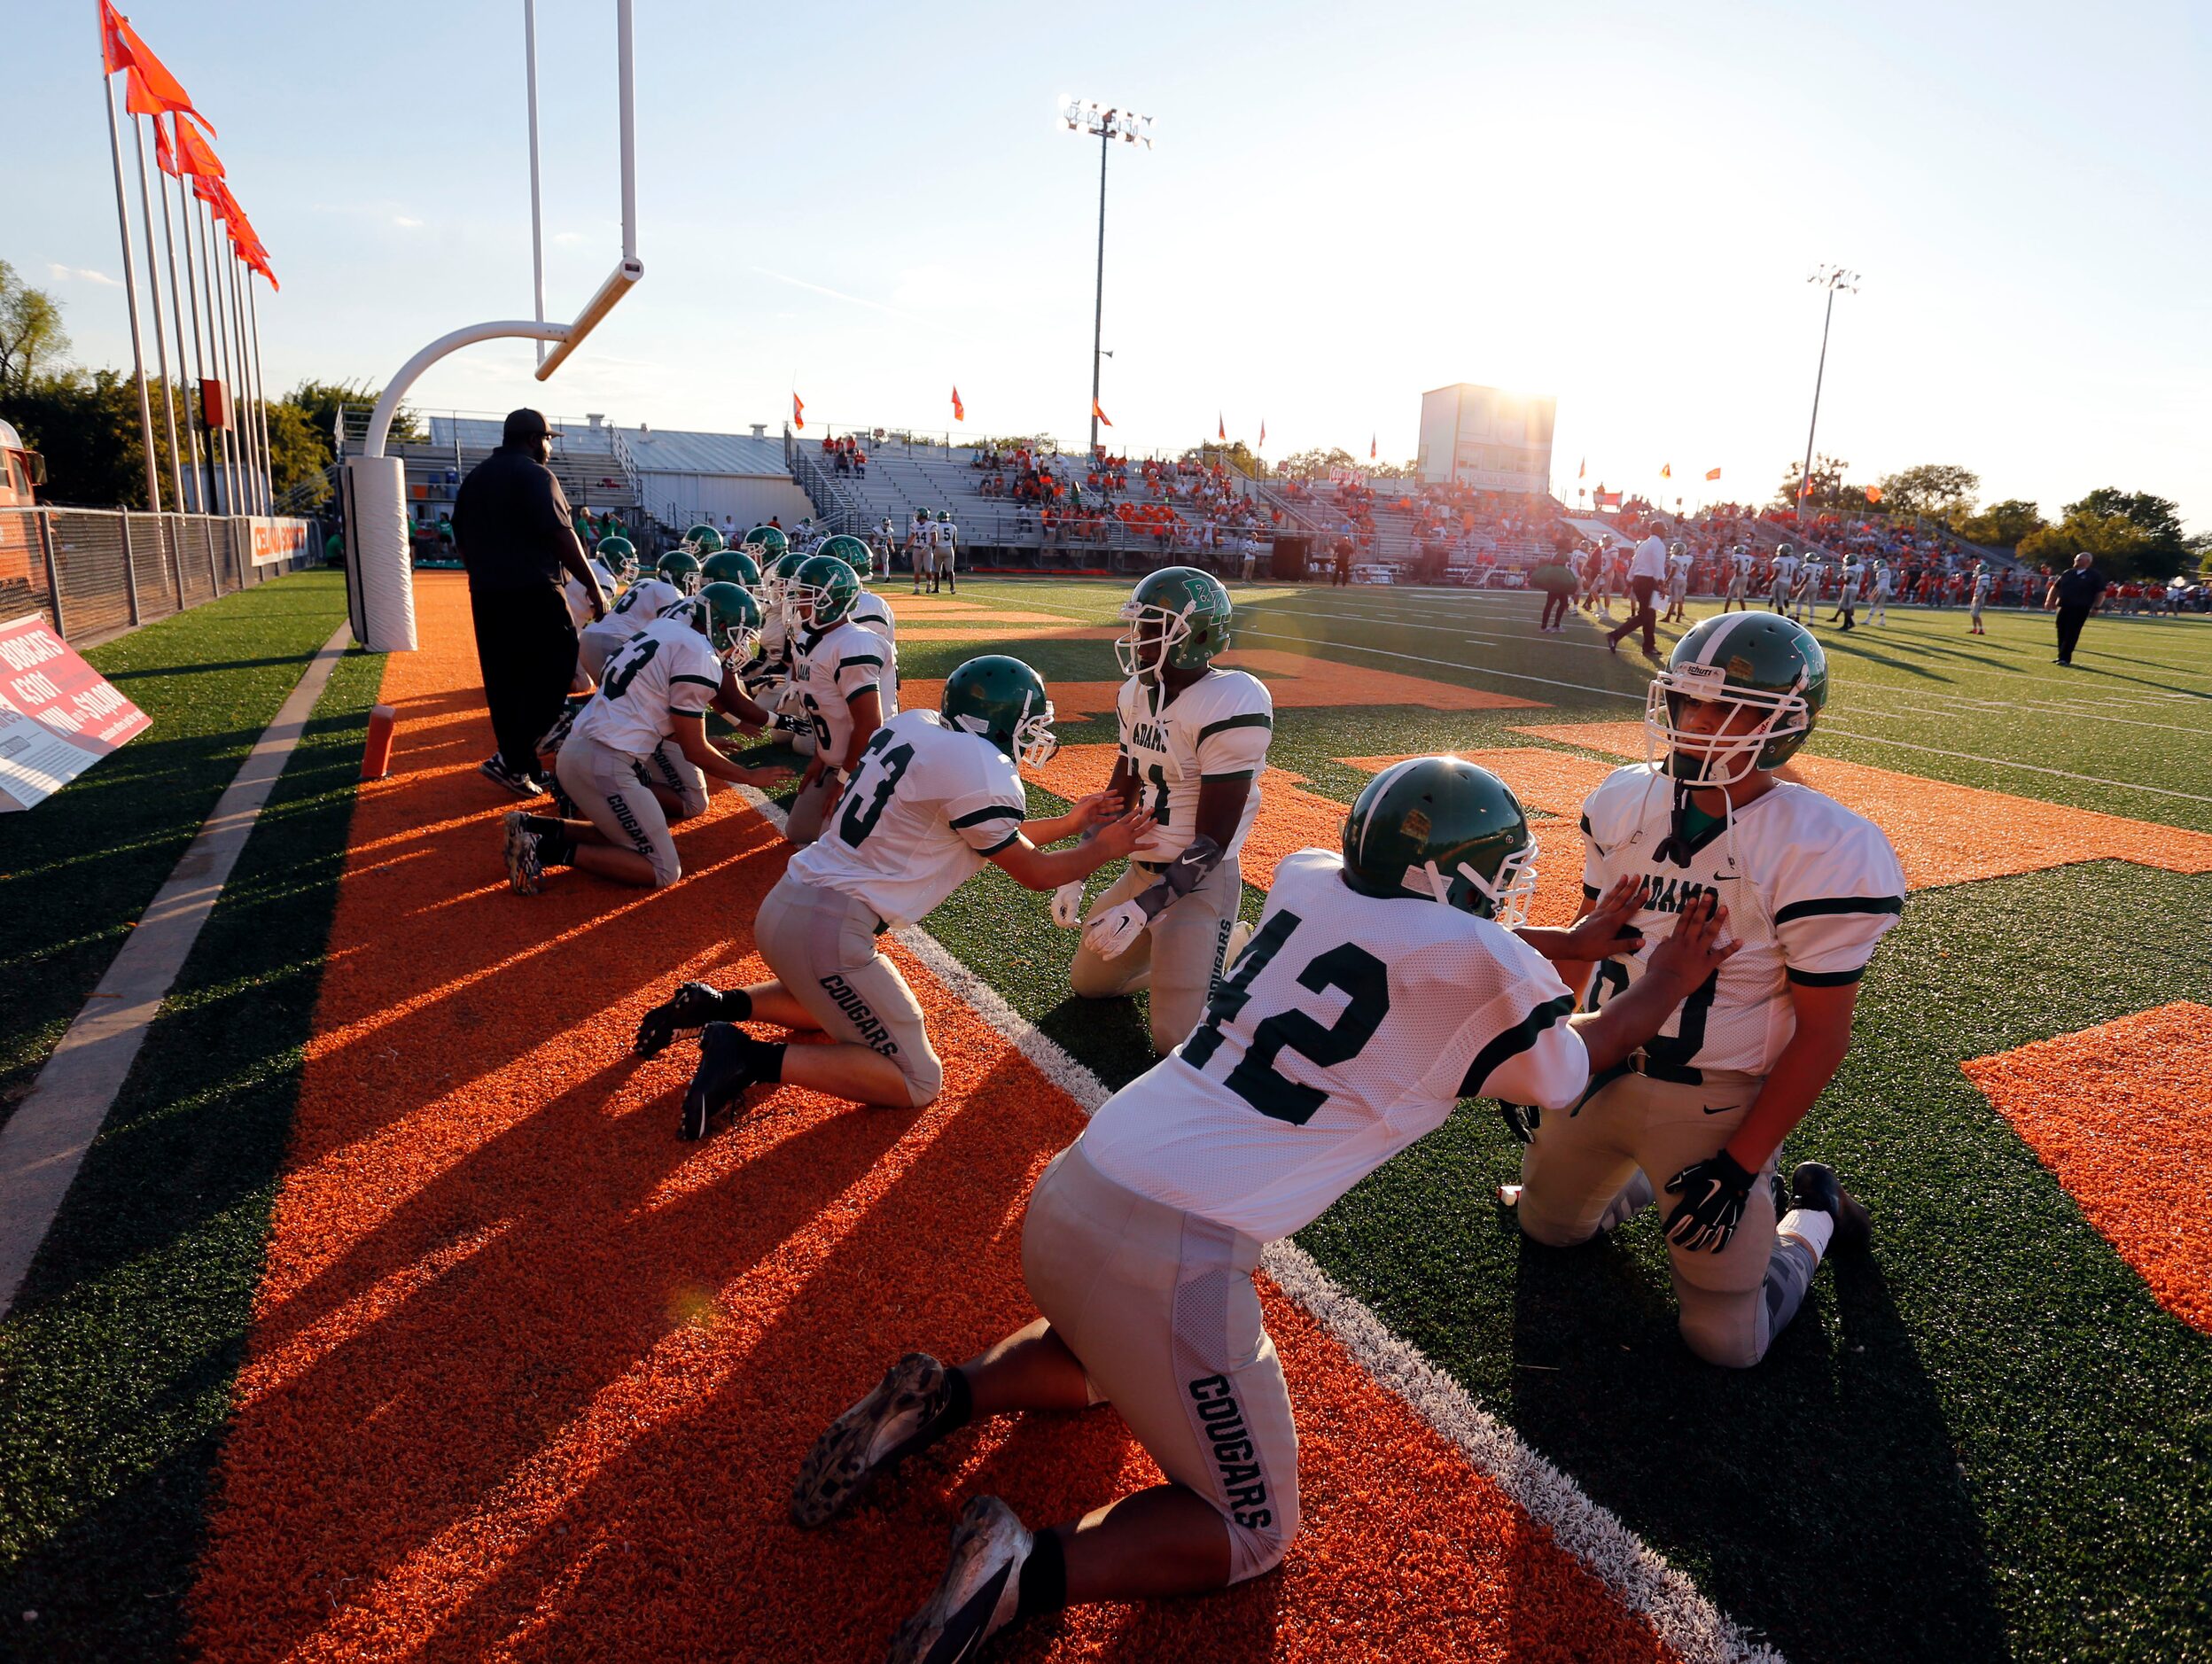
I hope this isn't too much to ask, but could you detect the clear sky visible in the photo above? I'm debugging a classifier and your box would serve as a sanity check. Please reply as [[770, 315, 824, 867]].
[[13, 0, 2208, 527]]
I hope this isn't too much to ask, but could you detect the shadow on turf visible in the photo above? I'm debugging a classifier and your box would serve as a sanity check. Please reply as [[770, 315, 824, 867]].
[[1507, 1220, 2008, 1662]]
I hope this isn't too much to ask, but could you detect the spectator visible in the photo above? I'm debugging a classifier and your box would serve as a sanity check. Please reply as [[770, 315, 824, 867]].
[[2046, 551, 2107, 666], [452, 408, 605, 797]]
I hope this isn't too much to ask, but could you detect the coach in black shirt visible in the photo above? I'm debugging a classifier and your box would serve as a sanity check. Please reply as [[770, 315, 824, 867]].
[[2045, 552, 2107, 666], [452, 408, 605, 793]]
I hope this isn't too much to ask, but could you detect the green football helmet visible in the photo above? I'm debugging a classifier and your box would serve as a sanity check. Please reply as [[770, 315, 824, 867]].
[[700, 547, 763, 598], [789, 554, 861, 631], [940, 654, 1058, 769], [1341, 755, 1538, 925], [1116, 565, 1233, 685], [1646, 612, 1827, 785], [744, 525, 789, 562], [682, 523, 726, 556], [693, 579, 763, 666], [595, 534, 638, 583], [767, 548, 810, 612], [816, 533, 874, 579], [657, 549, 703, 595]]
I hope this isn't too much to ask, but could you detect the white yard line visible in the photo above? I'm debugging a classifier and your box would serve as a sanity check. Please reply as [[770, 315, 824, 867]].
[[0, 621, 355, 1319]]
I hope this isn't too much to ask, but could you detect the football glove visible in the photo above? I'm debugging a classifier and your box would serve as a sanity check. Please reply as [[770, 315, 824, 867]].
[[1051, 881, 1087, 929], [1081, 900, 1149, 960], [1663, 1150, 1756, 1254], [767, 711, 810, 736]]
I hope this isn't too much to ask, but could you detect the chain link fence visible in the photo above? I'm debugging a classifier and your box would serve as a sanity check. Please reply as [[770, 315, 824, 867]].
[[0, 509, 329, 645]]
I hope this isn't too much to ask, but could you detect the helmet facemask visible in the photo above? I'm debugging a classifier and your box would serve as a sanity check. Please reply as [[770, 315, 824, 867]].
[[1642, 664, 1811, 787], [1114, 601, 1196, 690], [1411, 836, 1539, 927], [1009, 690, 1059, 770]]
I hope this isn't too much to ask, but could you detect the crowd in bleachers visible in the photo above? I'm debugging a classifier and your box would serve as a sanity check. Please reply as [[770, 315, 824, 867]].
[[822, 436, 868, 477]]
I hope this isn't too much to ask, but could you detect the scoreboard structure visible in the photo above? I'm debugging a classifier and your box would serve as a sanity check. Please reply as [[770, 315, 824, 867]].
[[1416, 384, 1556, 494]]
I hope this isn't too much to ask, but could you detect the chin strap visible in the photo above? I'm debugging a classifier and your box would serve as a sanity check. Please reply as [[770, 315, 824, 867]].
[[1652, 774, 1701, 868]]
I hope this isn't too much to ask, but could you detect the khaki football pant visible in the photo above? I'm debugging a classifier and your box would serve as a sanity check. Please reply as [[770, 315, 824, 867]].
[[1515, 1066, 1809, 1369], [1024, 1140, 1297, 1583], [756, 873, 940, 1107], [784, 769, 837, 846], [1069, 856, 1242, 1055], [557, 734, 683, 888]]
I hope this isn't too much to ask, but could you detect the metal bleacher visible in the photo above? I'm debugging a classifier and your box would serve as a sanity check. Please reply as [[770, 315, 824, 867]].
[[786, 432, 1262, 568], [333, 408, 644, 529]]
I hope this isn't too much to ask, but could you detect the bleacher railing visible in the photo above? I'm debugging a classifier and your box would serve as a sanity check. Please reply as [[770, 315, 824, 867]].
[[0, 508, 327, 645]]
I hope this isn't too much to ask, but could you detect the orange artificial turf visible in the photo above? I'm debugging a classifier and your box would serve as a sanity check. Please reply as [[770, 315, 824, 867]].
[[1512, 720, 2212, 888], [184, 574, 1684, 1661], [1961, 1003, 2212, 1335]]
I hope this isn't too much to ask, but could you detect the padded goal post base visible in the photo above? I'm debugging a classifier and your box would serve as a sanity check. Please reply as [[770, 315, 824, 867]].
[[341, 455, 419, 653]]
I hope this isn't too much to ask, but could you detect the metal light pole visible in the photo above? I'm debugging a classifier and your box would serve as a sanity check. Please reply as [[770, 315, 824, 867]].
[[1058, 97, 1153, 458], [1796, 265, 1859, 528]]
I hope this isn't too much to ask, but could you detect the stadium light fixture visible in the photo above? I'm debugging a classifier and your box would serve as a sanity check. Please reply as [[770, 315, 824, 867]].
[[1058, 97, 1155, 458], [1795, 264, 1861, 529]]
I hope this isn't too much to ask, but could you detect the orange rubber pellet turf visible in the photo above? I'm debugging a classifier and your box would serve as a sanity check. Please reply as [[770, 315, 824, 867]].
[[184, 576, 1681, 1662]]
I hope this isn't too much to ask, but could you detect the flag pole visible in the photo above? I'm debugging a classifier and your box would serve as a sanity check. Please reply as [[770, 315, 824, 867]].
[[163, 155, 214, 512], [245, 268, 274, 513], [226, 247, 262, 512], [154, 136, 206, 510], [193, 191, 236, 512], [103, 65, 163, 511], [130, 112, 186, 510]]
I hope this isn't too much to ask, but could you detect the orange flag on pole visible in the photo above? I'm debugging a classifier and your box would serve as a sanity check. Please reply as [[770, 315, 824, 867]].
[[1370, 433, 1377, 461], [1258, 419, 1266, 449], [1660, 463, 1671, 479], [1865, 485, 1883, 502], [1578, 457, 1586, 478], [1705, 466, 1722, 482], [1093, 399, 1111, 428], [1218, 413, 1226, 442], [152, 111, 178, 176], [103, 4, 216, 134], [173, 113, 224, 178], [791, 392, 806, 431], [951, 385, 963, 422]]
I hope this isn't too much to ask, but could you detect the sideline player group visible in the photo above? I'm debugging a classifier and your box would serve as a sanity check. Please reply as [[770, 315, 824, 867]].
[[488, 534, 1905, 1662], [1571, 533, 2003, 636]]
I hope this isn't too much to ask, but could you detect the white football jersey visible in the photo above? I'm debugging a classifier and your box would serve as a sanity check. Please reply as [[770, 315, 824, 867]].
[[791, 619, 888, 764], [1079, 848, 1589, 1242], [570, 615, 723, 758], [565, 557, 619, 629], [849, 591, 900, 716], [579, 576, 683, 659], [1973, 572, 1992, 601], [931, 521, 956, 552], [788, 709, 1027, 929], [1732, 552, 1755, 579], [1874, 566, 1895, 595], [1772, 555, 1800, 589], [1841, 562, 1863, 595], [1668, 552, 1694, 586], [1577, 763, 1905, 1079], [1117, 669, 1273, 862]]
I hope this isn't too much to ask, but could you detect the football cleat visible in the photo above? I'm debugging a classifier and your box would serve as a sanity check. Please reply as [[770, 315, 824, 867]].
[[790, 1351, 953, 1528], [1789, 1161, 1871, 1255], [884, 1495, 1032, 1664], [680, 1022, 771, 1140], [502, 812, 542, 896], [635, 980, 728, 1059]]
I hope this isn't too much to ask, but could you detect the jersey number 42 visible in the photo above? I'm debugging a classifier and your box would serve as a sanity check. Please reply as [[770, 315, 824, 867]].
[[1182, 910, 1390, 1125]]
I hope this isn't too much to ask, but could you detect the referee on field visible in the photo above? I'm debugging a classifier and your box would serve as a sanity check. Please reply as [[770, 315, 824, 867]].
[[452, 408, 605, 795], [2045, 551, 2107, 667]]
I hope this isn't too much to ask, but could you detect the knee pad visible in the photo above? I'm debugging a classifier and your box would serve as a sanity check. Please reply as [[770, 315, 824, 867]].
[[901, 1053, 943, 1109], [648, 859, 682, 890], [1225, 1490, 1298, 1583], [1677, 1306, 1765, 1371]]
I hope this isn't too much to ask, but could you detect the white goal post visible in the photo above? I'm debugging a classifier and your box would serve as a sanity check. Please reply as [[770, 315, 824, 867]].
[[345, 0, 642, 653]]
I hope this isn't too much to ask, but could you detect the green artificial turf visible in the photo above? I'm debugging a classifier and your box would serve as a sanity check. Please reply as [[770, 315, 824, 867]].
[[0, 571, 354, 1131], [0, 638, 386, 1662]]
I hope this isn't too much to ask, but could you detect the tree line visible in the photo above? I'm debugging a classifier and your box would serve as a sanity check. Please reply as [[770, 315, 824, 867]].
[[0, 259, 417, 511]]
